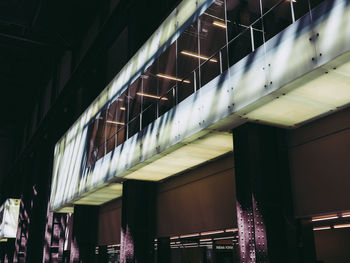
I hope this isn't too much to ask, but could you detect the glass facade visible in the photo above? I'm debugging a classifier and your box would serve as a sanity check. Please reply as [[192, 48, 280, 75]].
[[85, 0, 325, 168]]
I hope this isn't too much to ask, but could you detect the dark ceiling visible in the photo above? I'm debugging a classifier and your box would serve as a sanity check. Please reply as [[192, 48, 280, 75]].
[[0, 0, 99, 124]]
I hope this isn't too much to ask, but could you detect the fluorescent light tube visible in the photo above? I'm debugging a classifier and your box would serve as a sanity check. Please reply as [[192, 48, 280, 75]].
[[106, 120, 125, 125], [136, 92, 168, 100], [201, 230, 224, 236], [334, 224, 350, 229], [156, 73, 190, 83], [312, 214, 338, 222], [180, 233, 199, 238], [180, 51, 218, 63], [213, 21, 226, 28], [313, 226, 331, 231], [342, 212, 350, 218]]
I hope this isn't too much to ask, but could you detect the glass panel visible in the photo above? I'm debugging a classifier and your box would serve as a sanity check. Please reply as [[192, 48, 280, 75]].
[[200, 57, 220, 87], [86, 109, 107, 166], [251, 18, 264, 49], [226, 0, 261, 41], [106, 135, 116, 155], [128, 78, 142, 121], [142, 103, 157, 129], [105, 97, 126, 154], [155, 40, 177, 101], [226, 0, 261, 65], [227, 29, 252, 66], [106, 91, 128, 153], [142, 40, 177, 120], [177, 19, 200, 100], [96, 142, 105, 160], [199, 0, 227, 86], [293, 0, 312, 20], [220, 45, 229, 73], [310, 0, 326, 10], [86, 122, 97, 168], [159, 88, 176, 116], [128, 116, 141, 138], [177, 69, 196, 104], [262, 0, 293, 41], [116, 126, 126, 147]]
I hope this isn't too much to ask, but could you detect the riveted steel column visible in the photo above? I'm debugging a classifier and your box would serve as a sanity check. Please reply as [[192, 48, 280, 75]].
[[70, 205, 99, 263], [120, 180, 157, 263], [233, 123, 304, 263]]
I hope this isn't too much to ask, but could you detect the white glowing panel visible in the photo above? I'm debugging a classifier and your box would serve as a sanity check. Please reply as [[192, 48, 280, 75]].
[[0, 199, 20, 239], [124, 132, 233, 181], [72, 183, 123, 206], [246, 64, 350, 127]]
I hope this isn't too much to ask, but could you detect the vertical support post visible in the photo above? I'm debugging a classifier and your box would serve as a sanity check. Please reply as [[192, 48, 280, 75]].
[[197, 19, 201, 90], [219, 50, 223, 74], [126, 89, 130, 139], [120, 180, 156, 263], [193, 70, 197, 93], [233, 123, 306, 263], [290, 0, 296, 23], [250, 26, 255, 52], [140, 78, 143, 132]]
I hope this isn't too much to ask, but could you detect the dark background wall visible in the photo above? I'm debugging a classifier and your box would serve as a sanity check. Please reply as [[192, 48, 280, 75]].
[[289, 108, 350, 218], [157, 154, 236, 237], [98, 198, 122, 245], [96, 153, 236, 244], [314, 228, 350, 263]]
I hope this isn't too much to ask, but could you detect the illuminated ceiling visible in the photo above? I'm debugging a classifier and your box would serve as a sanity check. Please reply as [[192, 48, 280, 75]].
[[124, 132, 233, 181], [245, 54, 350, 127], [54, 131, 232, 212]]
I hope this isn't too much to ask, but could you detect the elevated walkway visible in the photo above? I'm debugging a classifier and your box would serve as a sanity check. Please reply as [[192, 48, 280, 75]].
[[50, 0, 350, 212]]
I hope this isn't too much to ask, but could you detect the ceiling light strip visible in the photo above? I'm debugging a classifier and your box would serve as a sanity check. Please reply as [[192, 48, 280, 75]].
[[313, 226, 331, 231], [334, 223, 350, 229], [200, 230, 224, 236], [213, 21, 227, 29], [342, 212, 350, 218], [180, 51, 218, 63], [136, 92, 168, 100], [106, 120, 125, 125], [179, 233, 200, 238], [213, 236, 236, 241], [156, 73, 190, 83], [311, 214, 338, 222], [225, 228, 238, 232]]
